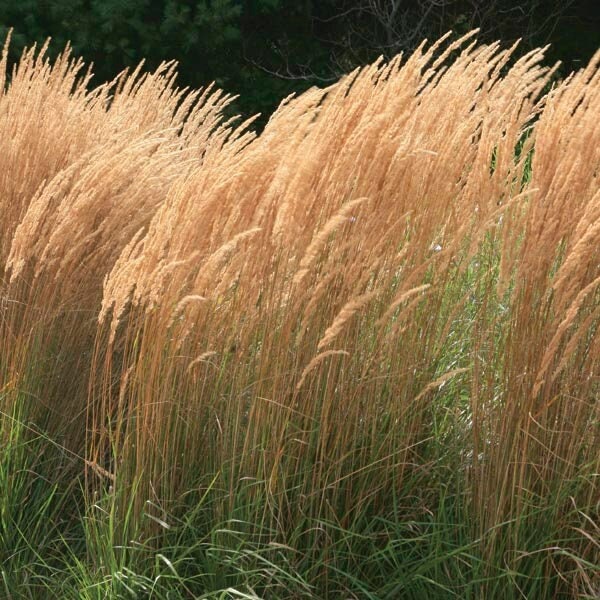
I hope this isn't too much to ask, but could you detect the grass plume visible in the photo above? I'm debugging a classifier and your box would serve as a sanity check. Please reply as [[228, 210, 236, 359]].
[[0, 31, 598, 598]]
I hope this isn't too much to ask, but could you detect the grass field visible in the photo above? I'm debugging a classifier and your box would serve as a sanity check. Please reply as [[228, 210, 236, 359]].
[[0, 30, 598, 598]]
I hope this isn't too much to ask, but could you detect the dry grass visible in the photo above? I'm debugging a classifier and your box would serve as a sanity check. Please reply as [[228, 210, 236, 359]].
[[1, 29, 598, 597]]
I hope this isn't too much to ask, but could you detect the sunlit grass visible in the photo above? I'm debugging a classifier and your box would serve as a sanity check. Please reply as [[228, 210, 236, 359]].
[[0, 30, 598, 599]]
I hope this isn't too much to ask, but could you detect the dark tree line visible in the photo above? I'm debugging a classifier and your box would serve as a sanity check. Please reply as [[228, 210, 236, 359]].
[[1, 0, 598, 125]]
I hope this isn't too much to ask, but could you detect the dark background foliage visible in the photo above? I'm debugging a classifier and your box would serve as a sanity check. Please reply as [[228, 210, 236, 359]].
[[1, 0, 598, 126]]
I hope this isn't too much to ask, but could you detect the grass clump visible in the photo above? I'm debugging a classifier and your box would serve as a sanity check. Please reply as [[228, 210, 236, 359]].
[[0, 29, 598, 599]]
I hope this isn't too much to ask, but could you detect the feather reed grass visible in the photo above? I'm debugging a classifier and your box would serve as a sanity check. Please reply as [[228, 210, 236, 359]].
[[1, 30, 598, 598]]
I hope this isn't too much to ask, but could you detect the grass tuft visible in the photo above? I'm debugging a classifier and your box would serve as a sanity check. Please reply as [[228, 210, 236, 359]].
[[0, 31, 598, 599]]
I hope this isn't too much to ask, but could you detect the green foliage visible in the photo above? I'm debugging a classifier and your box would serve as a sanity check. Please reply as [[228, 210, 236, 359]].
[[0, 406, 80, 598], [0, 0, 320, 124], [2, 0, 596, 127]]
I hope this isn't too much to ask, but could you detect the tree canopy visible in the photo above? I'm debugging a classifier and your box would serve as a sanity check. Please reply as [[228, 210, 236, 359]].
[[1, 0, 598, 126]]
